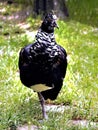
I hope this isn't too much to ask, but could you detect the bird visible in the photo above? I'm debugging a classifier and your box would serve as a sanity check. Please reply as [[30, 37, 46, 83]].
[[18, 12, 67, 119]]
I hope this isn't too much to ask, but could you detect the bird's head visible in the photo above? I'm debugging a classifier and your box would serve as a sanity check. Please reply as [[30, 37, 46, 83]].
[[41, 12, 59, 33]]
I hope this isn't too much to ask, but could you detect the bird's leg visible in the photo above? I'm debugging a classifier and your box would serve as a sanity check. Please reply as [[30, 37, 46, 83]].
[[37, 92, 48, 119]]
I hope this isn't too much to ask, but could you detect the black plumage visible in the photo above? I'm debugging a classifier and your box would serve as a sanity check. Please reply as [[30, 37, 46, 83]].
[[19, 12, 67, 119]]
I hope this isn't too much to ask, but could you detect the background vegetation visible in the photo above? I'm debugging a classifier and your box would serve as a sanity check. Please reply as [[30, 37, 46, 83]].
[[0, 0, 98, 129]]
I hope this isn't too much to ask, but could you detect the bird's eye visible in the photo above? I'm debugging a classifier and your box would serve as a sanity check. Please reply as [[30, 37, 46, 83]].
[[52, 15, 57, 20]]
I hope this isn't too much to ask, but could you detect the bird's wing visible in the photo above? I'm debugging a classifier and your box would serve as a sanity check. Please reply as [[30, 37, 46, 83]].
[[45, 43, 67, 77], [18, 44, 33, 69]]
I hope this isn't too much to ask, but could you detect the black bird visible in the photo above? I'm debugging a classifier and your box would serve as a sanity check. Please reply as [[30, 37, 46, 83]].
[[19, 12, 67, 119]]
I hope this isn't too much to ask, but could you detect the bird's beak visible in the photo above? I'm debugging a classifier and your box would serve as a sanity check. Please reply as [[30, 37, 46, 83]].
[[55, 23, 59, 29], [53, 21, 59, 29], [52, 14, 59, 29]]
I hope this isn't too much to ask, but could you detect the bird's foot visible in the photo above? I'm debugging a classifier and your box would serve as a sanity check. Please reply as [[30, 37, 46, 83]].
[[38, 114, 48, 123], [46, 99, 52, 104], [43, 113, 48, 120]]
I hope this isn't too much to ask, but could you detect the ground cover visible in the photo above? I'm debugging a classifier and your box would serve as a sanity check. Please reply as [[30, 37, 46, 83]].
[[0, 1, 98, 129]]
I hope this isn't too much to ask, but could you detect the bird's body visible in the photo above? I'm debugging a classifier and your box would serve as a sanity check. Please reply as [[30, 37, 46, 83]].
[[19, 13, 67, 119]]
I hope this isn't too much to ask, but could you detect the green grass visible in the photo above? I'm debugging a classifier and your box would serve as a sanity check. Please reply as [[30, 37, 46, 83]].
[[0, 0, 98, 129], [66, 0, 98, 27]]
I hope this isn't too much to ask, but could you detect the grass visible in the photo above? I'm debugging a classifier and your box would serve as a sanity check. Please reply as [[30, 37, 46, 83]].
[[0, 0, 98, 129]]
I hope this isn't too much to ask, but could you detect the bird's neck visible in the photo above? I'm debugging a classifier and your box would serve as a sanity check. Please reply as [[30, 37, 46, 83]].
[[35, 29, 56, 45]]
